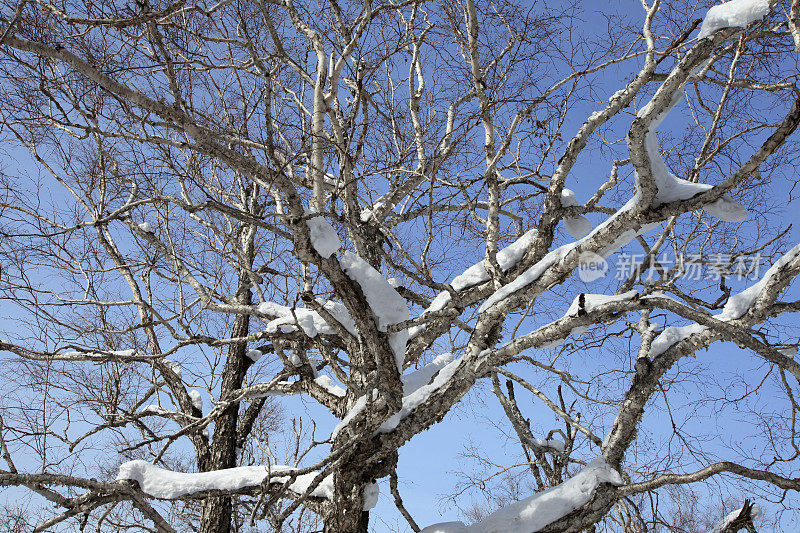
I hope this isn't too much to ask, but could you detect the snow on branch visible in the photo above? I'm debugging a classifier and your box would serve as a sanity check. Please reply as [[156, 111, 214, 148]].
[[116, 460, 333, 500], [475, 198, 659, 314], [420, 457, 623, 533], [479, 243, 575, 312], [256, 300, 356, 339], [399, 352, 457, 395], [710, 500, 761, 533], [699, 0, 771, 39], [522, 291, 641, 349], [636, 102, 748, 222], [314, 374, 346, 398], [305, 209, 341, 259], [332, 353, 457, 439], [565, 291, 639, 317], [419, 228, 539, 321], [379, 354, 461, 432], [560, 188, 592, 240], [339, 251, 409, 369], [650, 242, 800, 357], [632, 58, 748, 222], [530, 437, 566, 453]]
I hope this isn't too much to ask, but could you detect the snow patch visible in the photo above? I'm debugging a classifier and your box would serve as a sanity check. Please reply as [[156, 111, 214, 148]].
[[138, 221, 152, 232], [143, 405, 171, 415], [779, 346, 798, 357], [699, 0, 770, 38], [641, 114, 747, 222], [609, 88, 625, 102], [704, 194, 748, 223], [565, 291, 639, 317], [570, 325, 589, 337], [480, 244, 574, 312], [401, 353, 456, 395], [333, 355, 457, 439], [164, 359, 181, 378], [362, 482, 379, 511], [564, 216, 593, 240], [188, 390, 203, 411], [314, 375, 346, 398], [541, 337, 567, 349], [305, 210, 341, 258], [531, 438, 565, 453], [634, 49, 748, 223], [561, 189, 593, 239], [331, 394, 369, 439], [257, 300, 356, 339], [560, 188, 579, 208], [360, 201, 385, 223], [246, 348, 263, 362], [650, 323, 707, 357], [717, 242, 800, 321], [421, 229, 539, 317]]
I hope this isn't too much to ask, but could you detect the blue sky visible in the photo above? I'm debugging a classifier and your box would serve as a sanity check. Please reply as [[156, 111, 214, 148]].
[[1, 0, 800, 531]]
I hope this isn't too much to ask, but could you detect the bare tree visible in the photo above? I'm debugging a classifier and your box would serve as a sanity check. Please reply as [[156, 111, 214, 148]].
[[0, 0, 799, 531]]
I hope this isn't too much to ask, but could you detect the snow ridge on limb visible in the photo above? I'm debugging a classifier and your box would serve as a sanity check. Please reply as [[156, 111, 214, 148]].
[[339, 251, 409, 369], [522, 291, 641, 349], [636, 92, 748, 222], [116, 460, 333, 500], [477, 190, 660, 313], [331, 393, 370, 439], [420, 457, 623, 533], [313, 375, 346, 398], [399, 352, 456, 395], [565, 291, 639, 317], [649, 242, 800, 357], [631, 57, 748, 222], [479, 244, 575, 312], [379, 354, 461, 432], [716, 241, 800, 320]]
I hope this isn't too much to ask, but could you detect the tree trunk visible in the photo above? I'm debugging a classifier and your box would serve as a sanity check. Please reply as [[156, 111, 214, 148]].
[[323, 510, 369, 533], [322, 445, 398, 533], [200, 281, 253, 533], [323, 477, 369, 533]]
